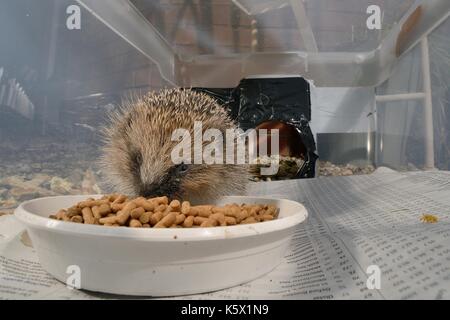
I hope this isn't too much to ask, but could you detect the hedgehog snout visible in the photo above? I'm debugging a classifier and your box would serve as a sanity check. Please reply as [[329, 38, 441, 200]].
[[137, 174, 181, 198], [138, 182, 181, 198], [139, 182, 165, 198]]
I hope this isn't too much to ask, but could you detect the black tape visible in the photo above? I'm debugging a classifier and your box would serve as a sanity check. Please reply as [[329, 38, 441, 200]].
[[192, 76, 318, 179]]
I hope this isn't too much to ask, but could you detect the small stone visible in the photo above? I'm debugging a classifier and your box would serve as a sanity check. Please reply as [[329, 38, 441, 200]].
[[31, 163, 42, 171], [50, 176, 73, 194], [342, 169, 353, 176], [0, 197, 17, 208], [18, 163, 32, 174], [318, 161, 374, 177], [9, 187, 40, 202], [67, 169, 84, 186], [0, 188, 8, 198], [81, 169, 102, 194]]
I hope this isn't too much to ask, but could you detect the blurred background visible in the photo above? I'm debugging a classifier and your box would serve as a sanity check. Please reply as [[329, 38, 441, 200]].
[[0, 0, 449, 213]]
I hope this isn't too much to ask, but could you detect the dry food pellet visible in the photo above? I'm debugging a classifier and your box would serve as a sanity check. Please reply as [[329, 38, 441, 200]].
[[98, 203, 111, 216], [225, 216, 236, 225], [237, 210, 250, 223], [183, 215, 194, 227], [79, 199, 109, 209], [99, 215, 117, 225], [154, 212, 177, 228], [106, 194, 119, 202], [133, 197, 155, 211], [131, 207, 145, 219], [152, 196, 169, 205], [195, 205, 213, 218], [92, 206, 102, 219], [200, 218, 218, 227], [211, 213, 226, 226], [249, 207, 259, 217], [71, 215, 83, 223], [67, 206, 81, 217], [51, 194, 279, 228], [116, 202, 137, 225], [420, 214, 438, 223], [130, 219, 143, 228], [149, 211, 164, 226], [111, 202, 126, 212], [162, 207, 173, 217], [56, 209, 66, 220], [155, 204, 167, 212], [116, 211, 129, 226], [175, 213, 186, 225], [169, 200, 181, 211], [181, 201, 190, 215], [81, 207, 95, 224], [241, 216, 257, 224], [139, 212, 152, 224], [113, 194, 127, 204], [194, 216, 208, 226]]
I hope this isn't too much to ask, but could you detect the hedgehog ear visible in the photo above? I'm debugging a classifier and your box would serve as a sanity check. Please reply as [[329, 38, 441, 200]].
[[126, 116, 133, 128], [129, 150, 142, 171]]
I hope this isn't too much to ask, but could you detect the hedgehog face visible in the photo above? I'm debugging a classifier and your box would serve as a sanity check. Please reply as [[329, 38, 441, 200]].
[[134, 154, 191, 199], [100, 89, 250, 202], [106, 116, 187, 199], [106, 129, 216, 200]]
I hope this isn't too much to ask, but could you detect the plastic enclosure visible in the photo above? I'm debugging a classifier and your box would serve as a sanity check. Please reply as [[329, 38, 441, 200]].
[[1, 0, 450, 213]]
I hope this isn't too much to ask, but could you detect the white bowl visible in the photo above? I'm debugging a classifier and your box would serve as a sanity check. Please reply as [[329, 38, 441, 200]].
[[14, 195, 307, 296]]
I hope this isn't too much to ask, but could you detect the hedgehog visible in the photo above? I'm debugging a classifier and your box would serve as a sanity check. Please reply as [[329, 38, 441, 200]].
[[100, 88, 250, 203]]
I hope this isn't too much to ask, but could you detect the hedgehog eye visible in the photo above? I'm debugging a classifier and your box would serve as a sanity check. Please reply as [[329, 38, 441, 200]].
[[136, 153, 143, 165], [177, 162, 189, 174]]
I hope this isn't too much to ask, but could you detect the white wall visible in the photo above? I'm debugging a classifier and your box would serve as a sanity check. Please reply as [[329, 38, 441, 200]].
[[309, 86, 375, 140]]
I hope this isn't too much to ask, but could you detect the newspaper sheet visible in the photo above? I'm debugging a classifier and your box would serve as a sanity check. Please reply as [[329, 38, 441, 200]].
[[1, 169, 450, 299]]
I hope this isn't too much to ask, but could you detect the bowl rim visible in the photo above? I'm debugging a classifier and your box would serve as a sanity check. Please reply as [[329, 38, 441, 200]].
[[14, 195, 308, 241]]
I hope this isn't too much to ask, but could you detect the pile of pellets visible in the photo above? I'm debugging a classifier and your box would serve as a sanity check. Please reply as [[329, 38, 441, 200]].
[[50, 194, 279, 228]]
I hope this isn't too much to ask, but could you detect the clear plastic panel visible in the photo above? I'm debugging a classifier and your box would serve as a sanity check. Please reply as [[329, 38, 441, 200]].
[[429, 17, 450, 170], [375, 16, 450, 171], [132, 0, 415, 54], [1, 0, 450, 214], [0, 0, 171, 211], [311, 87, 375, 167], [375, 43, 424, 170]]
